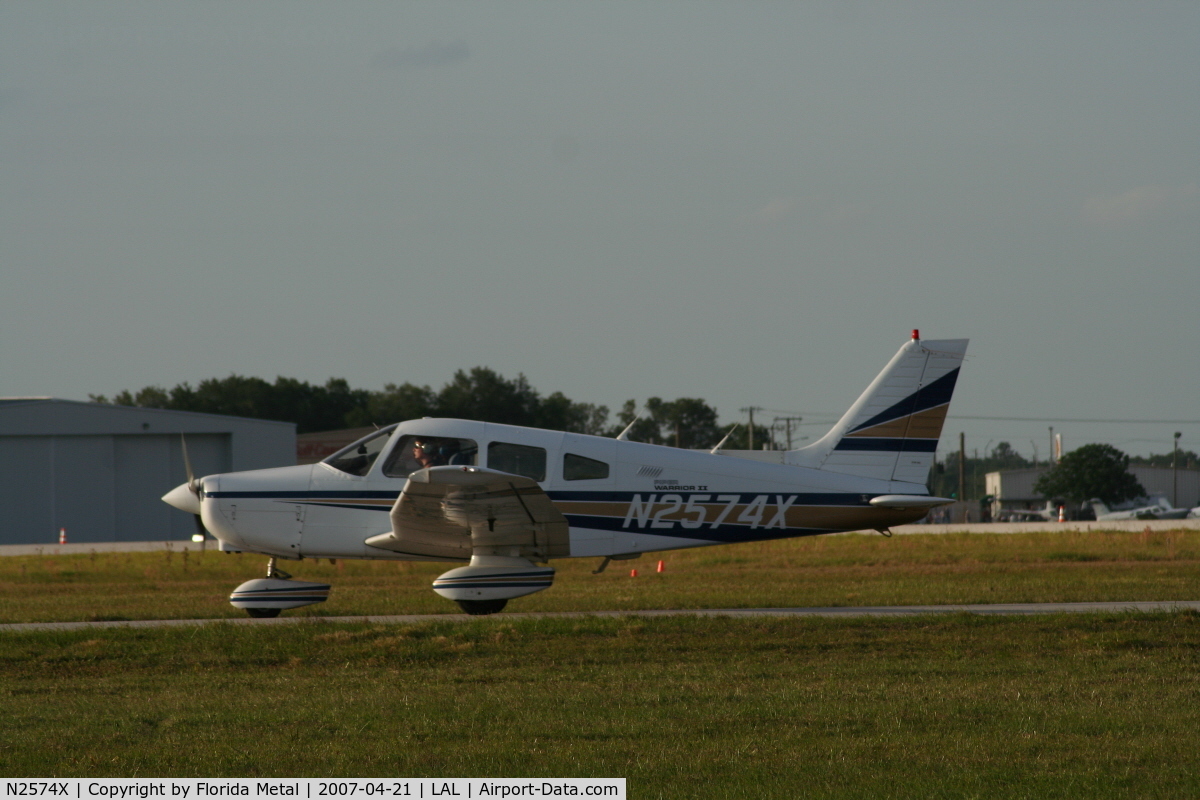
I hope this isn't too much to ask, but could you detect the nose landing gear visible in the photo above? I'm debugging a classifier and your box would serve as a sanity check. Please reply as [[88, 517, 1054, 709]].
[[229, 556, 330, 618]]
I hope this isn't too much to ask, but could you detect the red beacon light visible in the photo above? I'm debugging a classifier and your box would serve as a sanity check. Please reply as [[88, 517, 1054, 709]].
[[912, 329, 920, 340]]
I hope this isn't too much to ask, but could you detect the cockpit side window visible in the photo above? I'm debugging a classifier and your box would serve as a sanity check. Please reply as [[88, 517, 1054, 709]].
[[382, 435, 478, 478], [323, 427, 396, 477], [563, 452, 610, 481], [488, 441, 547, 482]]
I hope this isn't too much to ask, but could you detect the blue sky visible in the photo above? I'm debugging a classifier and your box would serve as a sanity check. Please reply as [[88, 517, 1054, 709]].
[[2, 2, 1197, 459]]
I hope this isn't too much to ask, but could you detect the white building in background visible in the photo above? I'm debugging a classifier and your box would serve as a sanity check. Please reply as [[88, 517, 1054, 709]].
[[0, 398, 294, 545], [986, 465, 1200, 517]]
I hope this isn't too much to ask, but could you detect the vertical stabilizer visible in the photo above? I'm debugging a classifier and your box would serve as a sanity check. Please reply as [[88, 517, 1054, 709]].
[[788, 335, 969, 484]]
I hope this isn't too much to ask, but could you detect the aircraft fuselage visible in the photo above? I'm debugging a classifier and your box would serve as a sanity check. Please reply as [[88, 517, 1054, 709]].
[[198, 417, 931, 563]]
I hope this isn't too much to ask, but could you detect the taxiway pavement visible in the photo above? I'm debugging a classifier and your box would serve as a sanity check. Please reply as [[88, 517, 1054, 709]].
[[3, 601, 1199, 632]]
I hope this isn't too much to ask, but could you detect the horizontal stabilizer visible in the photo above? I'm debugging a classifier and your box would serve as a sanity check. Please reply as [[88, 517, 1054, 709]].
[[869, 495, 955, 509]]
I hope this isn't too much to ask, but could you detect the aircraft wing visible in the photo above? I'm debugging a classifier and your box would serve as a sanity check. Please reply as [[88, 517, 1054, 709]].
[[364, 465, 569, 561]]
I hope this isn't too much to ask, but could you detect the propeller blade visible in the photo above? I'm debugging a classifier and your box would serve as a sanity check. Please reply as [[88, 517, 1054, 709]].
[[180, 433, 201, 496]]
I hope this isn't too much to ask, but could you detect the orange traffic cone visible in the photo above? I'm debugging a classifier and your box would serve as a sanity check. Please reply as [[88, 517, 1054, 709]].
[[58, 528, 67, 544], [630, 568, 638, 577], [656, 560, 665, 573], [1057, 505, 1066, 523]]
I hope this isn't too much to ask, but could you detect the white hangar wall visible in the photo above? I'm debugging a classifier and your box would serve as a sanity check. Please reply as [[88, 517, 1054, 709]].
[[986, 465, 1199, 512], [0, 399, 295, 545]]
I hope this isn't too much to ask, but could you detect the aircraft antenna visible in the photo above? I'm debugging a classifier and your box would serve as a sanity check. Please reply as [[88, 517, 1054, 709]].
[[709, 424, 740, 454], [616, 416, 639, 441]]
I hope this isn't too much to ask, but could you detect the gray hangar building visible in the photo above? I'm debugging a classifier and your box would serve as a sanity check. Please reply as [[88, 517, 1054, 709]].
[[0, 399, 295, 546]]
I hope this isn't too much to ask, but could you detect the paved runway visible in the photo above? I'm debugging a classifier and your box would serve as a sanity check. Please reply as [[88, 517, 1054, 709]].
[[3, 601, 1198, 632]]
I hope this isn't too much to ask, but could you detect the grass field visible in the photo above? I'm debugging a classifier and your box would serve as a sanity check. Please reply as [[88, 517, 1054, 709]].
[[2, 530, 1198, 796], [2, 614, 1199, 797], [0, 528, 1197, 623]]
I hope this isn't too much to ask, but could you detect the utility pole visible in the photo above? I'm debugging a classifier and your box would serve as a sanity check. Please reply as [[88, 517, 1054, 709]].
[[958, 432, 966, 522], [741, 406, 764, 450], [1049, 426, 1055, 464], [1174, 432, 1182, 508], [973, 448, 978, 505], [774, 416, 803, 450]]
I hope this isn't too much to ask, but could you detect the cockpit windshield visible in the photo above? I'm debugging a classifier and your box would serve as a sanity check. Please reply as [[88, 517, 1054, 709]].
[[323, 425, 397, 476]]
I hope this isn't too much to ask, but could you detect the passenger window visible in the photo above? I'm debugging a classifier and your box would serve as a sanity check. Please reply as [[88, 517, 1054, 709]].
[[488, 441, 547, 482], [323, 427, 396, 477], [564, 452, 610, 481], [382, 435, 478, 478]]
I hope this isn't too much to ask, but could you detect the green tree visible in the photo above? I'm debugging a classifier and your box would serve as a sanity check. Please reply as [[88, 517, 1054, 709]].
[[989, 441, 1032, 470], [536, 391, 610, 436], [92, 375, 370, 434], [612, 399, 665, 443], [346, 382, 437, 428], [94, 368, 609, 435], [611, 397, 722, 448], [435, 368, 541, 426], [427, 367, 608, 433], [928, 441, 1036, 500], [1033, 444, 1146, 505]]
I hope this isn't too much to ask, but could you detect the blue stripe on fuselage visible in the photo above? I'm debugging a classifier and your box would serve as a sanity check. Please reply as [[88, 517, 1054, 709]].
[[206, 490, 876, 505]]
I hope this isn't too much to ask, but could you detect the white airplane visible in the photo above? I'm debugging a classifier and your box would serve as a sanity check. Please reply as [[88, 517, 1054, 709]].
[[1089, 495, 1191, 521], [998, 501, 1059, 522], [163, 332, 967, 616]]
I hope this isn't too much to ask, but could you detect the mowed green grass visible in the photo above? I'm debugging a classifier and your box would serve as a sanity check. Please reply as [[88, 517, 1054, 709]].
[[2, 613, 1199, 798], [0, 528, 1197, 623], [2, 531, 1199, 795]]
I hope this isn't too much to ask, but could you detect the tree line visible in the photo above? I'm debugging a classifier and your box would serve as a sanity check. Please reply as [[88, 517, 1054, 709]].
[[93, 373, 1189, 502], [90, 368, 759, 447]]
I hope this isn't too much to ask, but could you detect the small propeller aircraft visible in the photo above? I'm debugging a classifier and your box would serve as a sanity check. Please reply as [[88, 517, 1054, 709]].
[[163, 331, 967, 616], [1088, 495, 1191, 521]]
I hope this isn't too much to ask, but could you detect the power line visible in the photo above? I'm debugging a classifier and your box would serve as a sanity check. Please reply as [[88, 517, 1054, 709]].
[[756, 407, 1200, 425], [947, 415, 1200, 424]]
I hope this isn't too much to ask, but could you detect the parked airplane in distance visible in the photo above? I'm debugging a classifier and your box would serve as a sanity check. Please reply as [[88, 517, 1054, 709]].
[[998, 501, 1059, 522], [163, 331, 968, 616], [1089, 495, 1191, 521]]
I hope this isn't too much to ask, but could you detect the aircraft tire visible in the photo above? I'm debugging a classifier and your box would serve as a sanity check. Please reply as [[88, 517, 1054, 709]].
[[245, 607, 282, 618], [456, 599, 508, 615]]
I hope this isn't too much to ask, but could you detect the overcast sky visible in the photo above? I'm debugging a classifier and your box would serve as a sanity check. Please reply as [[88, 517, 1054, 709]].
[[2, 2, 1197, 460]]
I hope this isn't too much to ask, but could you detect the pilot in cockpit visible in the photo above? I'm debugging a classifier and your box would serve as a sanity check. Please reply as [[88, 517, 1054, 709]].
[[410, 439, 446, 469]]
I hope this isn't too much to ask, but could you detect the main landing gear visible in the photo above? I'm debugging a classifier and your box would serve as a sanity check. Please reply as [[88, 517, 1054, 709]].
[[432, 555, 555, 616], [455, 599, 509, 616], [229, 557, 331, 618]]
